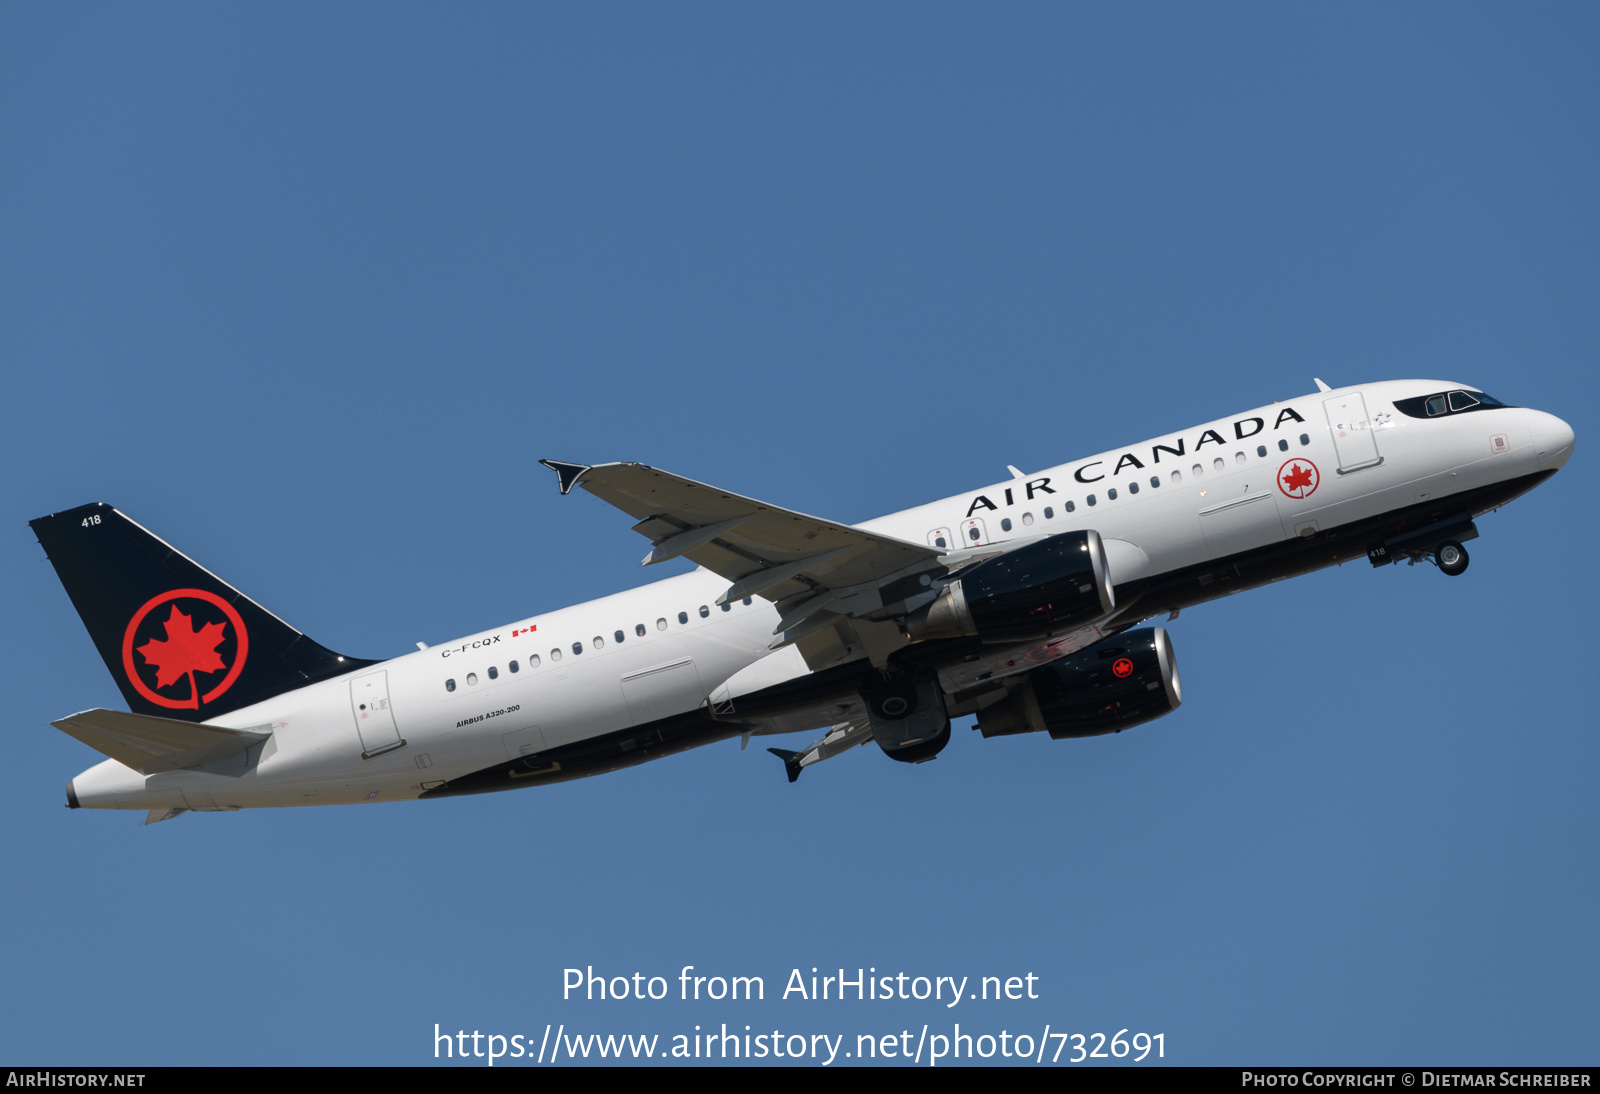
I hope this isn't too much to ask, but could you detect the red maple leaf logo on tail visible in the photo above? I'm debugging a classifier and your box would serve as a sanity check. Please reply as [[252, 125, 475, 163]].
[[137, 605, 229, 708]]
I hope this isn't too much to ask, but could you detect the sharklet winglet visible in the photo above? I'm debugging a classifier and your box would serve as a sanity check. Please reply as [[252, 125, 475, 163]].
[[766, 748, 804, 784], [539, 460, 593, 496]]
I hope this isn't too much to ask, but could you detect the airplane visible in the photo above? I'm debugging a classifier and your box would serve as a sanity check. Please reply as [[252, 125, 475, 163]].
[[33, 379, 1574, 823]]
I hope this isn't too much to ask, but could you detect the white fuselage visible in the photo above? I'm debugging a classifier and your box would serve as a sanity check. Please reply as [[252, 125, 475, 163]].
[[68, 380, 1575, 811]]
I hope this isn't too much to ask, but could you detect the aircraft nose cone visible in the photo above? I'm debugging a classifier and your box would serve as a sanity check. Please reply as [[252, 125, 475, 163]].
[[1530, 410, 1575, 470]]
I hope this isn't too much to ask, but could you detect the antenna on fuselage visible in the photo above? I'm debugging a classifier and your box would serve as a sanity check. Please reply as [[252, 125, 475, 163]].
[[1314, 378, 1332, 393]]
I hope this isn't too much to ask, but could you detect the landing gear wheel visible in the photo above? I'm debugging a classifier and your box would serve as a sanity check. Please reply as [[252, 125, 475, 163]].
[[866, 680, 919, 721], [1437, 541, 1469, 577]]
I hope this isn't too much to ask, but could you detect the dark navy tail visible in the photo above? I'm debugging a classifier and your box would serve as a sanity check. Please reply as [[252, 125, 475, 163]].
[[31, 502, 375, 722]]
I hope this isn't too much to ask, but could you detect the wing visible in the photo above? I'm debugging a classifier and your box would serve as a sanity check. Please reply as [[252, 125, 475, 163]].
[[541, 461, 947, 664]]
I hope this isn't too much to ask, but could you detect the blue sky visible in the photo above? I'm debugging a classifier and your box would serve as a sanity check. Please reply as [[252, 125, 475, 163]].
[[2, 4, 1596, 1065]]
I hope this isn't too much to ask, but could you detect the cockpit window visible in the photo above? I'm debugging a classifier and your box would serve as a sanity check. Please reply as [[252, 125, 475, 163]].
[[1395, 389, 1513, 420]]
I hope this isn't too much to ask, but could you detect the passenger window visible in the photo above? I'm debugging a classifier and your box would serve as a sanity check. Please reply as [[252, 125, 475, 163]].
[[572, 642, 583, 655], [593, 636, 604, 649], [1128, 482, 1139, 494], [467, 672, 478, 685], [1214, 457, 1225, 471], [699, 605, 710, 618], [1000, 518, 1012, 532], [743, 597, 752, 606], [1043, 506, 1054, 519], [1087, 494, 1097, 506], [529, 654, 541, 667], [488, 666, 499, 680], [1064, 500, 1075, 513], [550, 649, 562, 662], [1150, 476, 1161, 488], [656, 618, 667, 631], [509, 660, 519, 673], [1256, 445, 1267, 458], [1426, 395, 1448, 416], [1192, 463, 1203, 477], [720, 603, 731, 612], [1107, 488, 1118, 500], [1278, 439, 1289, 452], [636, 623, 646, 637], [1300, 433, 1310, 446], [1022, 512, 1034, 526], [445, 678, 456, 692], [1449, 391, 1480, 412], [1171, 470, 1181, 483], [615, 629, 626, 642], [678, 612, 688, 625], [969, 526, 981, 541]]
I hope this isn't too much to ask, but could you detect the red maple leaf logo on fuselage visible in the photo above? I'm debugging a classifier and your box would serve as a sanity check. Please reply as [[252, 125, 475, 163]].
[[1282, 464, 1315, 493], [137, 605, 229, 708]]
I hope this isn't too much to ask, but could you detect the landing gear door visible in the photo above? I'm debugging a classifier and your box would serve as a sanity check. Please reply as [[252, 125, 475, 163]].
[[350, 670, 405, 758], [1323, 393, 1383, 473]]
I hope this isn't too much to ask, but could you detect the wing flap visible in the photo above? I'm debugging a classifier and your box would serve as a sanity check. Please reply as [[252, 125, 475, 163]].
[[52, 708, 270, 775]]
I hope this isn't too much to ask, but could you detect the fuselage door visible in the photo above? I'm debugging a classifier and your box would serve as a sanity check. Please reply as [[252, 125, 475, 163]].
[[960, 518, 988, 547], [622, 655, 705, 726], [1323, 393, 1383, 473], [350, 670, 405, 758], [927, 528, 952, 550]]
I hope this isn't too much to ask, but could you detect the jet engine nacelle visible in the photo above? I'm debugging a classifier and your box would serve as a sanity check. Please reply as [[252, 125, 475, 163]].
[[904, 529, 1115, 643], [976, 627, 1181, 739]]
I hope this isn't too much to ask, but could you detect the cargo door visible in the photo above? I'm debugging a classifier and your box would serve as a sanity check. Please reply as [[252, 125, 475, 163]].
[[621, 657, 705, 726], [1199, 492, 1278, 561]]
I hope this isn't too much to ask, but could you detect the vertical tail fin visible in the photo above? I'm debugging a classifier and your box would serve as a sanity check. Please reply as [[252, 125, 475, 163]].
[[30, 502, 375, 721]]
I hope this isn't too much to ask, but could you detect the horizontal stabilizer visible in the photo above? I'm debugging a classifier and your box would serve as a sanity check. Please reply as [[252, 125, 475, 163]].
[[51, 708, 270, 776]]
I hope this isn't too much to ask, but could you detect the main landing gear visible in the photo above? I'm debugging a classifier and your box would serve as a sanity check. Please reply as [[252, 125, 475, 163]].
[[1435, 541, 1469, 577], [866, 679, 919, 721], [864, 676, 951, 765]]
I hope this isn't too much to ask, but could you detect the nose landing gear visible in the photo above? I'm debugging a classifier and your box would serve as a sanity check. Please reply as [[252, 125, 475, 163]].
[[1436, 541, 1469, 577]]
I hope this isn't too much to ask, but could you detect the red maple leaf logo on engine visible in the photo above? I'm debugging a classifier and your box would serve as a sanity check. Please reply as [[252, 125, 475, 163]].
[[137, 605, 229, 690]]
